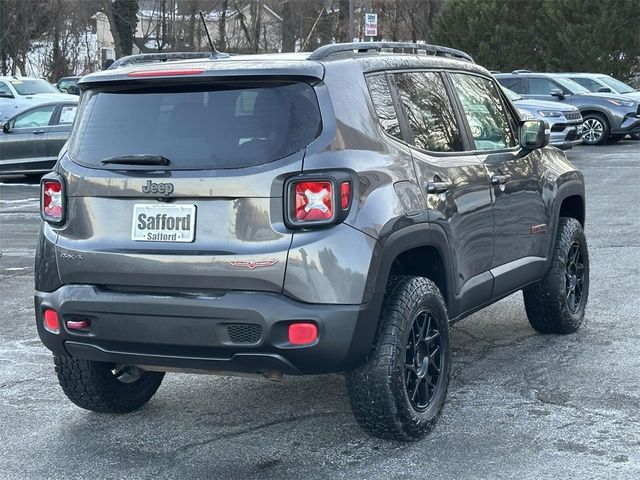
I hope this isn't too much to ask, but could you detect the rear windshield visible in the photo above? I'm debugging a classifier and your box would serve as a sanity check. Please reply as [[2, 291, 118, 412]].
[[69, 81, 322, 169]]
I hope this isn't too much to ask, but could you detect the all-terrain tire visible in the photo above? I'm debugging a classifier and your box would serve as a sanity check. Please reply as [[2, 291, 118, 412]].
[[523, 217, 589, 334], [346, 276, 451, 441], [54, 355, 165, 413]]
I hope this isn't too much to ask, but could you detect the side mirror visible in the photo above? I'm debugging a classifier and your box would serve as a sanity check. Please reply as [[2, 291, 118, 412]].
[[550, 88, 565, 99], [520, 120, 549, 150], [67, 85, 80, 95], [597, 86, 612, 93], [2, 122, 10, 133], [0, 92, 14, 99]]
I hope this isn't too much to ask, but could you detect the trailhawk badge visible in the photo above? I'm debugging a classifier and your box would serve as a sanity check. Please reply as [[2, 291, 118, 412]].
[[228, 260, 279, 270]]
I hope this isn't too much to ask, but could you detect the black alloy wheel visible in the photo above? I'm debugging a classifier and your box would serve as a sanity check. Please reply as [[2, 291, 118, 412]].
[[404, 309, 443, 412], [565, 241, 585, 314]]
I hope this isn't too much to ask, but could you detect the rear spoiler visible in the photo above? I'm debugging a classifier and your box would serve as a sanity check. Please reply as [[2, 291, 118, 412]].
[[81, 60, 325, 89]]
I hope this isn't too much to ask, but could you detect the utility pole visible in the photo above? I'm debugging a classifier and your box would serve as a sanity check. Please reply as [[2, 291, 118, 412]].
[[348, 0, 353, 42]]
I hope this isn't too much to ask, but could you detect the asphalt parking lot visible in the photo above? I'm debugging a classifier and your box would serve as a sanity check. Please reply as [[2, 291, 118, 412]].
[[1, 141, 639, 480]]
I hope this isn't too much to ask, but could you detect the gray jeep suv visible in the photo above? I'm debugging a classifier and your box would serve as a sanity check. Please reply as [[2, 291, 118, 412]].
[[35, 43, 589, 441], [496, 71, 640, 145]]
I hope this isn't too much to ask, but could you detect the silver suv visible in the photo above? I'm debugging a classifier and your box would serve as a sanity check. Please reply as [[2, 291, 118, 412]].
[[503, 87, 583, 149], [496, 71, 640, 145]]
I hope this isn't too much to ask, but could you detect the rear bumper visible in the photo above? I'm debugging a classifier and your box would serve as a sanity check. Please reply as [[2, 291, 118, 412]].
[[35, 285, 379, 375]]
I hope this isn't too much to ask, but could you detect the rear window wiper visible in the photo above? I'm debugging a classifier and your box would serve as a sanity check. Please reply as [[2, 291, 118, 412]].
[[100, 155, 171, 166]]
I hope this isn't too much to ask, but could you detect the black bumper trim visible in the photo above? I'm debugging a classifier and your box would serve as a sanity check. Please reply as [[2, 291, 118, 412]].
[[35, 285, 380, 375]]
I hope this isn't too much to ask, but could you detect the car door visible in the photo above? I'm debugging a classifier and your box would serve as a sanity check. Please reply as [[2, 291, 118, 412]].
[[390, 70, 495, 312], [45, 103, 76, 159], [0, 104, 56, 173], [448, 72, 550, 298]]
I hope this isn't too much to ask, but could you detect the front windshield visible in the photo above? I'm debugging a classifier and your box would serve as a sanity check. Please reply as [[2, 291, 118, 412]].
[[502, 87, 523, 101], [9, 79, 59, 96], [598, 76, 635, 94], [554, 77, 590, 94]]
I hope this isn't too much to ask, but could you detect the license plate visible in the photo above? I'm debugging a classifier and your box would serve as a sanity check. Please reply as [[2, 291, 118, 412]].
[[131, 204, 196, 242]]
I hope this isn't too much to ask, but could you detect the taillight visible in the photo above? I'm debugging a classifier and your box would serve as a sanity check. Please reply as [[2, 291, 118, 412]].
[[288, 322, 318, 346], [285, 173, 353, 228], [127, 68, 205, 77], [295, 181, 333, 221], [340, 182, 351, 209], [41, 177, 65, 224], [43, 309, 60, 334]]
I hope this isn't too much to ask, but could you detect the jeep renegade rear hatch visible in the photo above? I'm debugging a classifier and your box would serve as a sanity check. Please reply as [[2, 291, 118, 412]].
[[54, 77, 323, 293]]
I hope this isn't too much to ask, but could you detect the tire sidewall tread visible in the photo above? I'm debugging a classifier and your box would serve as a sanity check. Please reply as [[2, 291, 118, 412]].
[[346, 276, 451, 441]]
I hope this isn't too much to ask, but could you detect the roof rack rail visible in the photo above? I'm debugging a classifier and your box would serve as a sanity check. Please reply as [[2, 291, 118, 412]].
[[308, 42, 474, 63], [511, 69, 533, 74], [107, 52, 213, 70]]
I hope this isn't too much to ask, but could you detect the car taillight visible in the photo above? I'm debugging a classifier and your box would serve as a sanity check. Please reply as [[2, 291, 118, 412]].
[[285, 174, 353, 228], [288, 322, 318, 346], [295, 181, 333, 221], [340, 182, 351, 209], [43, 309, 60, 334], [41, 177, 65, 224], [127, 68, 205, 77]]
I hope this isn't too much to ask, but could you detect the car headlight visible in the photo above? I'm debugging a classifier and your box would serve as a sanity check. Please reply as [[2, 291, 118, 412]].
[[605, 99, 635, 107], [537, 110, 563, 117]]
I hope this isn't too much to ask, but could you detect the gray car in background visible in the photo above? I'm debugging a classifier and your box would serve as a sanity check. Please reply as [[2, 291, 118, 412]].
[[0, 100, 77, 175], [496, 72, 640, 145], [556, 73, 640, 140], [503, 87, 583, 149]]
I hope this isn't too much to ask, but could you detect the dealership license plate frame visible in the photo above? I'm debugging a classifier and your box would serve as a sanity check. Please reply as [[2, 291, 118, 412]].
[[131, 204, 197, 243]]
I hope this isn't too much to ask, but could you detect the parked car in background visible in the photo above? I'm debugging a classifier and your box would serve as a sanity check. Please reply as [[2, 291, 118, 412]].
[[503, 87, 583, 149], [56, 76, 81, 95], [0, 100, 77, 176], [495, 72, 640, 145], [555, 73, 640, 140], [0, 76, 77, 121]]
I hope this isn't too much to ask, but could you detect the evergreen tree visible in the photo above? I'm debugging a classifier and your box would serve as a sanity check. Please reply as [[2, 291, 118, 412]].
[[540, 0, 640, 81], [431, 0, 546, 72], [431, 0, 640, 81]]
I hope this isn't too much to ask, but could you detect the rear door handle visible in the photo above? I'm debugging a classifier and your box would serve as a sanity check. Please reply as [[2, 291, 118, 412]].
[[32, 130, 45, 135], [426, 181, 453, 194], [491, 174, 511, 186]]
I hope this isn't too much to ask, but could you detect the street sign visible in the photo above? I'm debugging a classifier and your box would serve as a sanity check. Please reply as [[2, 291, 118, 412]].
[[365, 13, 378, 37]]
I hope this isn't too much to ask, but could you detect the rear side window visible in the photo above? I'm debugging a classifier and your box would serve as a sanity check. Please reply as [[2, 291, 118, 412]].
[[450, 73, 517, 151], [366, 74, 401, 139], [58, 105, 77, 125], [13, 104, 56, 129], [528, 77, 561, 95], [394, 71, 464, 152], [69, 82, 322, 169], [571, 77, 600, 92], [497, 77, 524, 93]]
